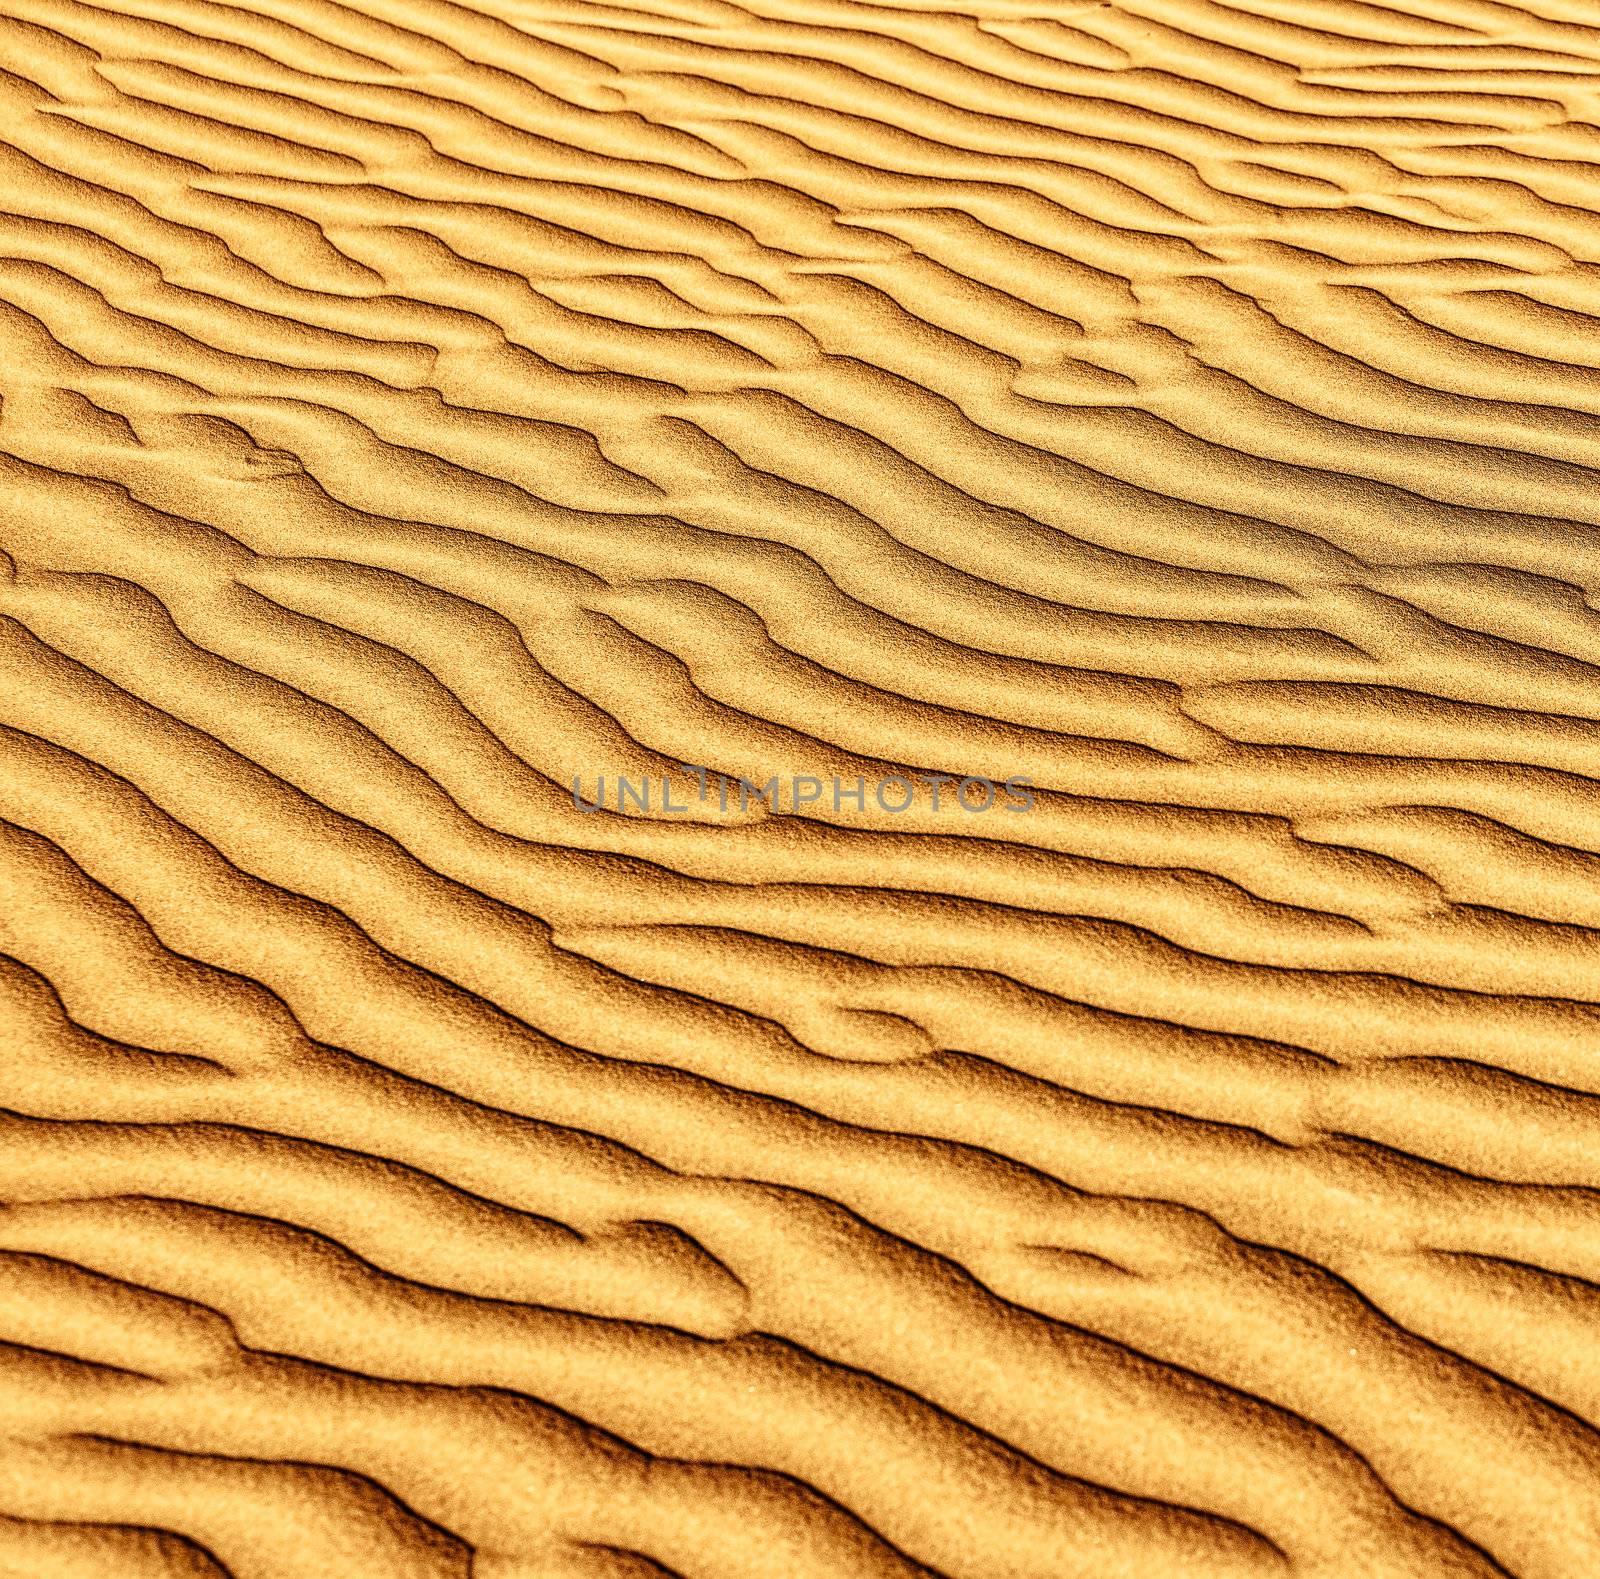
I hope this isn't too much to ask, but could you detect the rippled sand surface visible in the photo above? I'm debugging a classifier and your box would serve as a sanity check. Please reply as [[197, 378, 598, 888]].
[[5, 0, 1600, 1572]]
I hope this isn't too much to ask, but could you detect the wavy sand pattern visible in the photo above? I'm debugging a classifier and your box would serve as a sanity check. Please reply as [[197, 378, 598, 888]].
[[3, 0, 1600, 1572]]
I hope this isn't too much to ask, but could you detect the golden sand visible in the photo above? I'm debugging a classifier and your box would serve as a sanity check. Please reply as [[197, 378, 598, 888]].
[[2, 0, 1600, 1572]]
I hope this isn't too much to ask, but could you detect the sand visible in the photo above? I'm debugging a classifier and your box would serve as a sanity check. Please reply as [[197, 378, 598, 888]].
[[2, 0, 1599, 1572]]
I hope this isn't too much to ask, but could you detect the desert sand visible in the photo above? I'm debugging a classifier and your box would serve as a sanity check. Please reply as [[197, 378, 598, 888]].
[[2, 0, 1600, 1572]]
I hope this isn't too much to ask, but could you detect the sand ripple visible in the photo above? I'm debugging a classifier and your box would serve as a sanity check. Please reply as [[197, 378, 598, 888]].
[[3, 0, 1600, 1572]]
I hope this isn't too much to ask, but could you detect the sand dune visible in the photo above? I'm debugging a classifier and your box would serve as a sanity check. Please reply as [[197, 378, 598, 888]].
[[2, 0, 1600, 1572]]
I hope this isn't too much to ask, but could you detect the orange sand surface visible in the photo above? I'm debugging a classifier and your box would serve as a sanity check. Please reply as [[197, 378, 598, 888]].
[[2, 0, 1600, 1573]]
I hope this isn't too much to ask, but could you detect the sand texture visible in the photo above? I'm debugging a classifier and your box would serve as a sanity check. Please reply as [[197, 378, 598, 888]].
[[2, 0, 1600, 1572]]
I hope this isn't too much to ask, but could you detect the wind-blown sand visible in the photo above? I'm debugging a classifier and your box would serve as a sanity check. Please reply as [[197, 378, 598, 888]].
[[2, 0, 1600, 1573]]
